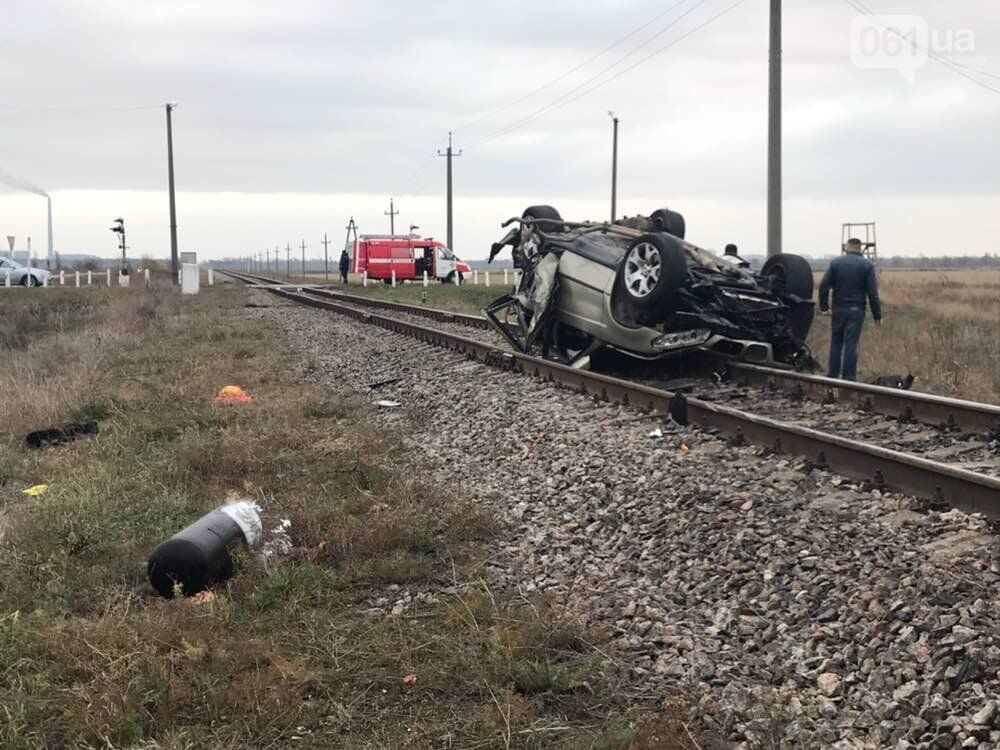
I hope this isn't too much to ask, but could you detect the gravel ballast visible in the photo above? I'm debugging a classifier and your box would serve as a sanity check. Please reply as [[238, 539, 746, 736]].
[[255, 292, 1000, 750]]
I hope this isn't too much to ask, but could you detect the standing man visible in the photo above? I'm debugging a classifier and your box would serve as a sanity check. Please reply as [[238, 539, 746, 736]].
[[819, 238, 882, 381], [338, 249, 350, 285]]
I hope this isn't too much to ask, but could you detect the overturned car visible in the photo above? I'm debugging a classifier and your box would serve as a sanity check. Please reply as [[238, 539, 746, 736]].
[[485, 206, 815, 370]]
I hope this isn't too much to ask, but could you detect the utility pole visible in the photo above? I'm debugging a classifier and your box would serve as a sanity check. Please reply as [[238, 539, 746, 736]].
[[609, 112, 619, 222], [438, 132, 462, 252], [344, 217, 358, 280], [385, 198, 399, 235], [321, 232, 331, 280], [767, 0, 782, 257], [266, 247, 270, 273], [166, 102, 179, 282], [286, 242, 291, 279], [300, 239, 307, 278]]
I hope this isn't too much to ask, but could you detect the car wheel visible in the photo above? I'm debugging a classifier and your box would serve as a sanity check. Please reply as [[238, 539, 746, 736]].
[[761, 253, 813, 299], [649, 208, 686, 239], [445, 271, 464, 285], [761, 254, 815, 341], [614, 233, 688, 314], [21, 274, 38, 288], [522, 205, 563, 234]]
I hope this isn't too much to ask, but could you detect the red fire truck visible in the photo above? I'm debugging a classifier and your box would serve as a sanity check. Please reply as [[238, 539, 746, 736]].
[[351, 234, 473, 284]]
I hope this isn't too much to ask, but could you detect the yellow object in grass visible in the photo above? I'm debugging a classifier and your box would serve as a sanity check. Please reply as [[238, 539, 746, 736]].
[[22, 484, 49, 496]]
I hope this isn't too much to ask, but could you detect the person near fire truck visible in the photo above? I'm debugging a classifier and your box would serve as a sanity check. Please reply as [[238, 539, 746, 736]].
[[339, 249, 350, 284]]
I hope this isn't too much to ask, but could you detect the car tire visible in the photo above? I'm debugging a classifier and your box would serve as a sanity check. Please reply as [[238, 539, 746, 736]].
[[614, 233, 688, 314], [21, 274, 38, 288], [522, 205, 564, 234], [649, 208, 686, 239], [445, 271, 464, 285], [761, 253, 813, 299], [761, 254, 815, 341]]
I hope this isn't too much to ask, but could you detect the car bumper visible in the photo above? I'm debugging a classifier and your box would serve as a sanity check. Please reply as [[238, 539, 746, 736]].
[[608, 333, 776, 365]]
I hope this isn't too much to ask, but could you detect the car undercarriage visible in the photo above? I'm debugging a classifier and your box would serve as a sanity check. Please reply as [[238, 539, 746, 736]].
[[485, 206, 816, 371]]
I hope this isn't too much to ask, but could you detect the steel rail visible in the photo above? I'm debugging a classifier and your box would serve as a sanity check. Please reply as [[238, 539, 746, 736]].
[[228, 271, 1000, 517], [230, 271, 1000, 435], [228, 271, 1000, 433], [726, 362, 1000, 434]]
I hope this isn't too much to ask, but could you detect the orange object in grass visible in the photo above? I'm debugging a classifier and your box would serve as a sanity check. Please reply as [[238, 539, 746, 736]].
[[215, 385, 253, 404]]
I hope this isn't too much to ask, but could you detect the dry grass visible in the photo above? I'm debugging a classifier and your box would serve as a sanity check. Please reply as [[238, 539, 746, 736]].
[[0, 284, 707, 748], [809, 268, 1000, 403]]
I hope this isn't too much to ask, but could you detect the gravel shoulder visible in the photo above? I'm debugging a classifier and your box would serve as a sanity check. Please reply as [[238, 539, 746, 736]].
[[260, 290, 1000, 750]]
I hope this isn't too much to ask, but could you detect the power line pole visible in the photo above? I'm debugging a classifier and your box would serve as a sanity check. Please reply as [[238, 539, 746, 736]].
[[300, 239, 307, 278], [385, 198, 399, 235], [165, 102, 180, 283], [266, 247, 270, 273], [609, 112, 619, 222], [285, 242, 291, 279], [438, 132, 462, 252], [321, 232, 331, 280], [767, 0, 782, 257], [344, 217, 358, 281]]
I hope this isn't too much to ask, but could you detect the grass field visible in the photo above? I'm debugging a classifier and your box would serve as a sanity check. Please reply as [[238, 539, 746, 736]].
[[293, 267, 1000, 405], [0, 283, 704, 748], [808, 268, 1000, 403]]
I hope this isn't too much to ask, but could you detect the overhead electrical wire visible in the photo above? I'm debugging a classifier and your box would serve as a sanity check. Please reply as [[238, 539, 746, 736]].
[[465, 0, 713, 147], [0, 103, 164, 113], [394, 1, 709, 196], [457, 0, 697, 134], [842, 0, 1000, 93], [469, 0, 750, 148]]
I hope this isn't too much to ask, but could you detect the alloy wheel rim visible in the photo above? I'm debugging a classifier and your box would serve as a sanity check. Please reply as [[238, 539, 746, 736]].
[[624, 242, 661, 298]]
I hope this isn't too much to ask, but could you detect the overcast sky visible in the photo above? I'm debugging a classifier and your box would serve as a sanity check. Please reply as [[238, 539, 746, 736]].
[[1, 0, 998, 262]]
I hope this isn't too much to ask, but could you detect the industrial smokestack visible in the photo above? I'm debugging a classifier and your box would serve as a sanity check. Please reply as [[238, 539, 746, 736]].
[[0, 167, 52, 268], [47, 196, 53, 270]]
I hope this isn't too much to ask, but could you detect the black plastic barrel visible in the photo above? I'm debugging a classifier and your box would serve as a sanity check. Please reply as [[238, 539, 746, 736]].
[[148, 502, 261, 598]]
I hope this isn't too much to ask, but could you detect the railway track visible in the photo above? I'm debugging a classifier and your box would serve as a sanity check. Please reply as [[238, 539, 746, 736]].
[[226, 271, 1000, 516], [232, 271, 1000, 433]]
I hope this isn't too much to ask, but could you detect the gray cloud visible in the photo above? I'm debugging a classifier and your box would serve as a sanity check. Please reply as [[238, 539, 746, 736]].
[[1, 0, 998, 258]]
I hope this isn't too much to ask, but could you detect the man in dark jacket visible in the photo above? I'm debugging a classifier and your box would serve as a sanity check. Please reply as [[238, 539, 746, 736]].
[[819, 238, 882, 381], [339, 250, 350, 284]]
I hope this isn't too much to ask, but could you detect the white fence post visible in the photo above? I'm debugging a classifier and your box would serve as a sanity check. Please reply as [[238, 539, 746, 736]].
[[453, 271, 460, 286], [144, 269, 150, 288], [59, 270, 65, 286], [485, 271, 490, 288], [391, 269, 396, 287], [106, 269, 111, 286], [363, 271, 368, 288], [87, 271, 92, 286], [422, 270, 428, 287], [473, 269, 478, 285], [4, 270, 9, 287], [75, 271, 80, 287], [503, 268, 509, 285], [208, 268, 214, 286]]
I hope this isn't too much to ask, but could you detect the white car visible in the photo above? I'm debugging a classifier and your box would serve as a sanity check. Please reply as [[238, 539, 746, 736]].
[[0, 258, 51, 287]]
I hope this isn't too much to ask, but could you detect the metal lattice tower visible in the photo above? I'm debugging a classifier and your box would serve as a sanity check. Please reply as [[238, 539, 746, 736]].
[[841, 222, 878, 264]]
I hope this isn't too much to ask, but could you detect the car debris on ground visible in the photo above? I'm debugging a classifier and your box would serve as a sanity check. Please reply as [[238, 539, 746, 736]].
[[214, 385, 254, 404], [147, 500, 262, 598], [25, 421, 99, 449]]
